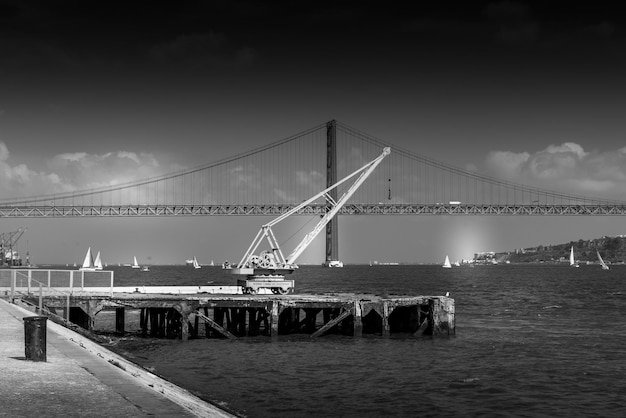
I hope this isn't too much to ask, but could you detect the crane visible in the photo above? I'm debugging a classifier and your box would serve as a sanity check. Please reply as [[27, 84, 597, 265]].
[[232, 147, 391, 294], [0, 227, 27, 267]]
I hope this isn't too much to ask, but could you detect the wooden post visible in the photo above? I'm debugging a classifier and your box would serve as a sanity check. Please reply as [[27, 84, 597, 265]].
[[192, 313, 199, 338], [10, 269, 15, 299], [270, 301, 279, 339], [39, 284, 43, 313], [150, 309, 159, 337], [238, 308, 247, 336], [115, 307, 125, 335], [353, 300, 362, 337], [214, 308, 224, 334], [66, 294, 71, 322], [248, 309, 259, 336]]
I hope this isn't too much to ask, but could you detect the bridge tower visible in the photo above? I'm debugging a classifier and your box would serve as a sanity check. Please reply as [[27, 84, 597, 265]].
[[325, 120, 339, 265]]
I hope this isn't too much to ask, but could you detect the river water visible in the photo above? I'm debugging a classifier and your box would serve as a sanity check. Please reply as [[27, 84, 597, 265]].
[[96, 264, 625, 417]]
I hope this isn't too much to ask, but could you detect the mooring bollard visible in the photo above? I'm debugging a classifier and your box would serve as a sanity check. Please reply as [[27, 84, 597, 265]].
[[23, 316, 48, 362]]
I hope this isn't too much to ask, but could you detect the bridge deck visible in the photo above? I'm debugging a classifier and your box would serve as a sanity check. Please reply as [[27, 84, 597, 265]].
[[2, 203, 626, 217]]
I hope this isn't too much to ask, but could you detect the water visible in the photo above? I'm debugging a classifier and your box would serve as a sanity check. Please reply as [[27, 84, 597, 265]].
[[100, 264, 626, 417]]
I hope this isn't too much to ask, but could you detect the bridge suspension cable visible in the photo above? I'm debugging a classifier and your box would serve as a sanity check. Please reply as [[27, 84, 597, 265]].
[[1, 120, 625, 217]]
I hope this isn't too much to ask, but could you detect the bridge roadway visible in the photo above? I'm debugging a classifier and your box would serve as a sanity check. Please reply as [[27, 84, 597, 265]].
[[2, 203, 626, 217]]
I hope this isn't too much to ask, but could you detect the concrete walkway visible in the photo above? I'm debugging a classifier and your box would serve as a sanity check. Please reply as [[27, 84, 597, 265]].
[[0, 298, 236, 417]]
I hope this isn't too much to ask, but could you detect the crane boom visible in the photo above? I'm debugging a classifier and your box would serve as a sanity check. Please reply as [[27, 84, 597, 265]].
[[232, 147, 390, 294], [285, 147, 390, 264]]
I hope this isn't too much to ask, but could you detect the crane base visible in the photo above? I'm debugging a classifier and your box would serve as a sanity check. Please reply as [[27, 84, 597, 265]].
[[237, 277, 294, 295]]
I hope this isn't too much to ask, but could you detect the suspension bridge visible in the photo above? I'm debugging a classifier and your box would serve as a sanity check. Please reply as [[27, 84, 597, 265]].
[[1, 120, 625, 263]]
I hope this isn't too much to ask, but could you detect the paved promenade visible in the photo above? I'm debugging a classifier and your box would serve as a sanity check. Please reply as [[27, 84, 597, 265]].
[[0, 298, 236, 417]]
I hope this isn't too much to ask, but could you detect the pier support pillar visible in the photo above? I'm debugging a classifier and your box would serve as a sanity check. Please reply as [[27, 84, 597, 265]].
[[173, 302, 196, 341], [115, 308, 125, 335], [270, 301, 279, 339], [432, 297, 456, 336], [353, 300, 362, 337], [382, 301, 390, 338]]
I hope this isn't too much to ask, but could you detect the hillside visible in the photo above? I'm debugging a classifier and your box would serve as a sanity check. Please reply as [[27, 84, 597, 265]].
[[493, 236, 626, 264]]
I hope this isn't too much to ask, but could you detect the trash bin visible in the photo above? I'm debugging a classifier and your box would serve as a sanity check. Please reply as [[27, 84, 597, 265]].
[[23, 316, 47, 362]]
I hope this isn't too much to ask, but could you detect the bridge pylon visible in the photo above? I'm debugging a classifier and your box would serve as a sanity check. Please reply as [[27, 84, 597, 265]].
[[325, 119, 339, 266]]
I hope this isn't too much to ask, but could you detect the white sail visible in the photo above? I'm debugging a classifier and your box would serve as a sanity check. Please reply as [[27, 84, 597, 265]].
[[79, 247, 96, 271], [94, 251, 103, 270], [131, 256, 140, 269], [442, 255, 452, 268], [193, 256, 201, 269], [597, 250, 609, 270], [570, 246, 579, 267]]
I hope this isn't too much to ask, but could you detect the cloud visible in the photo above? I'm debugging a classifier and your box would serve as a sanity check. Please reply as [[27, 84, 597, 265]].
[[0, 141, 181, 201], [295, 170, 324, 189], [484, 142, 626, 198], [0, 142, 9, 160], [0, 141, 74, 198], [484, 150, 530, 179]]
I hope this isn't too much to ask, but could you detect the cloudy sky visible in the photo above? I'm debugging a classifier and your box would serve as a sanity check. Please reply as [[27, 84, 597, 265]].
[[1, 1, 626, 265]]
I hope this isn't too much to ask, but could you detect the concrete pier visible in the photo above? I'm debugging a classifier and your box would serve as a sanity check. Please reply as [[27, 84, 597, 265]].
[[11, 291, 455, 341], [0, 298, 236, 417]]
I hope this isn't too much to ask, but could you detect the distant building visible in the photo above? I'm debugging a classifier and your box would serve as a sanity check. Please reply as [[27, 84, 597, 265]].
[[473, 251, 496, 264]]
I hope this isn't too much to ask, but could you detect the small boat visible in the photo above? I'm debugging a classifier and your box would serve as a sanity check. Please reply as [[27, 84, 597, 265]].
[[569, 246, 579, 268], [131, 256, 141, 269], [442, 255, 452, 269], [79, 247, 97, 271], [222, 260, 232, 269], [326, 260, 344, 268], [140, 265, 150, 272], [597, 250, 610, 270], [94, 251, 103, 271], [193, 256, 201, 269], [185, 258, 194, 266]]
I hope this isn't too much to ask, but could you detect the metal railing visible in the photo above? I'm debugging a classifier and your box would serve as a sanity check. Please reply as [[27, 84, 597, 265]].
[[0, 268, 115, 298]]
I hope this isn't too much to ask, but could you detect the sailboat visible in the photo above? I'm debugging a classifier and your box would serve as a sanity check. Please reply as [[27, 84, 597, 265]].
[[569, 246, 579, 268], [131, 256, 141, 269], [94, 251, 103, 270], [597, 250, 610, 270], [442, 255, 452, 269], [79, 247, 97, 271], [193, 256, 201, 269]]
